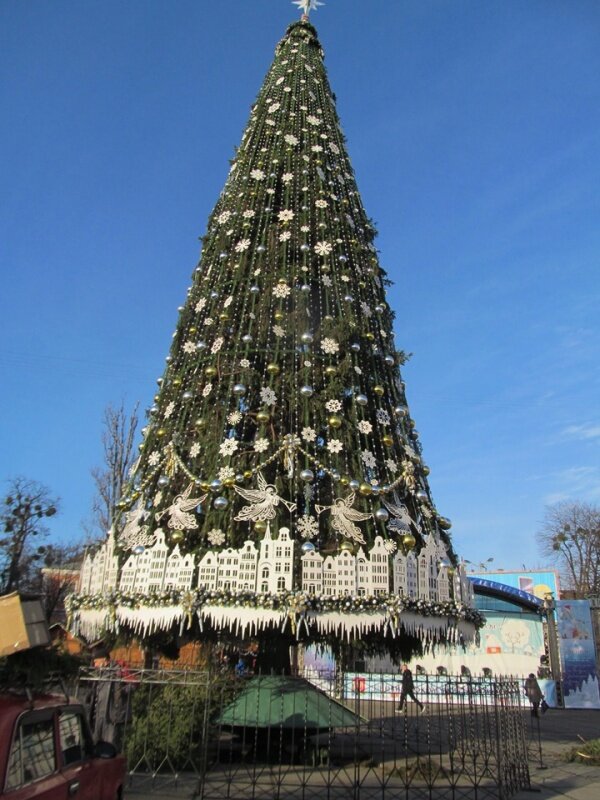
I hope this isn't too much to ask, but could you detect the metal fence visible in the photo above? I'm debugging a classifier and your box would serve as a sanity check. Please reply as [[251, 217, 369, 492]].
[[76, 666, 531, 799]]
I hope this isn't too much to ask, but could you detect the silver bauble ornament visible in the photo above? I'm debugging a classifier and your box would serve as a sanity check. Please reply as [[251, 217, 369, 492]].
[[256, 244, 266, 253], [301, 542, 316, 553], [219, 252, 228, 260], [210, 479, 223, 493], [300, 469, 314, 483], [132, 545, 146, 555], [415, 489, 428, 502], [374, 507, 389, 522], [213, 496, 229, 510], [182, 391, 193, 401], [301, 332, 313, 343], [300, 284, 310, 293], [300, 385, 314, 398], [233, 384, 247, 395], [300, 244, 310, 252], [349, 479, 360, 491], [356, 394, 368, 406], [196, 341, 207, 351], [157, 475, 169, 487], [250, 285, 260, 294]]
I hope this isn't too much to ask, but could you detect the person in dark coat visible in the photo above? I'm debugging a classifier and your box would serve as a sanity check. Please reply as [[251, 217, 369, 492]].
[[524, 673, 543, 717], [397, 664, 425, 712]]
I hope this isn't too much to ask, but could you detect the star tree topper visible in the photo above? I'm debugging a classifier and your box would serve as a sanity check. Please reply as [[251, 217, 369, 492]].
[[293, 0, 324, 18]]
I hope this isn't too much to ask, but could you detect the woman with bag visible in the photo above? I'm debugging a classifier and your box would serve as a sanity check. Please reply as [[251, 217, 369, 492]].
[[524, 673, 544, 717]]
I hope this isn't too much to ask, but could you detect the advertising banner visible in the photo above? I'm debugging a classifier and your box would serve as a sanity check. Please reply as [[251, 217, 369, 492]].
[[555, 599, 600, 708]]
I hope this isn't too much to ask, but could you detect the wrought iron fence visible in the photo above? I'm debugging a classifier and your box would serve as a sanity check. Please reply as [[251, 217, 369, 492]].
[[76, 666, 531, 799]]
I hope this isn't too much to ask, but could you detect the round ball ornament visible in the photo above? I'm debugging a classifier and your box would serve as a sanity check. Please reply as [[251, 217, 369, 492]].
[[266, 363, 280, 375], [350, 343, 360, 352], [331, 469, 341, 481], [172, 378, 182, 387], [196, 341, 207, 351], [210, 479, 223, 493], [301, 332, 313, 343], [328, 415, 342, 429], [243, 470, 253, 480], [219, 312, 229, 321], [132, 545, 146, 556], [300, 469, 314, 483], [274, 310, 284, 321], [182, 391, 193, 401], [250, 285, 260, 294], [233, 384, 247, 396], [325, 366, 337, 376], [256, 410, 270, 423], [157, 475, 169, 487], [195, 418, 206, 429], [373, 385, 385, 397], [415, 489, 428, 503], [254, 520, 268, 535], [382, 435, 394, 447], [340, 541, 354, 553], [438, 516, 452, 530], [205, 366, 217, 378], [242, 334, 253, 343], [171, 530, 185, 544], [301, 541, 316, 553], [213, 496, 229, 511], [374, 507, 389, 522], [340, 475, 350, 486], [402, 532, 416, 551], [300, 385, 314, 398], [301, 284, 311, 293], [359, 482, 372, 496], [355, 394, 368, 406], [300, 243, 310, 252], [199, 481, 211, 492], [223, 476, 236, 488], [256, 245, 266, 253], [394, 405, 408, 417], [349, 479, 360, 491], [384, 355, 395, 366]]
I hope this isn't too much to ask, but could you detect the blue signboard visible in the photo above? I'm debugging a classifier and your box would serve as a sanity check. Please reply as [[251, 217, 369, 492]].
[[470, 570, 559, 600], [555, 599, 600, 708]]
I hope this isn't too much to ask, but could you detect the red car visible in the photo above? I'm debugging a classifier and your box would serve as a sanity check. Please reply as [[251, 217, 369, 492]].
[[0, 692, 126, 799]]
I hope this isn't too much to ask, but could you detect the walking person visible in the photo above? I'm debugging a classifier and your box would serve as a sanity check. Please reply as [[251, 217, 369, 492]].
[[397, 664, 425, 713], [524, 673, 543, 717]]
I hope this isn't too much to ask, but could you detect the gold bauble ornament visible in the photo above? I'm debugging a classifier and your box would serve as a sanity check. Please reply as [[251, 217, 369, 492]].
[[340, 474, 350, 486], [447, 566, 456, 577], [243, 470, 253, 480], [359, 482, 372, 496], [200, 481, 211, 492], [173, 377, 182, 386], [266, 363, 280, 374], [325, 366, 337, 376], [382, 435, 394, 447], [219, 312, 229, 321], [189, 326, 197, 334], [254, 520, 268, 535], [328, 415, 342, 429], [364, 332, 375, 342], [223, 476, 236, 488], [340, 541, 354, 552], [274, 310, 285, 321], [373, 385, 385, 396], [256, 410, 270, 423], [195, 418, 206, 429], [156, 428, 167, 437], [205, 366, 217, 377], [402, 532, 416, 550], [171, 530, 185, 543]]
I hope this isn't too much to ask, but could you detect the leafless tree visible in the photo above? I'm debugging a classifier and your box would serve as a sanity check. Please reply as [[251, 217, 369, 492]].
[[38, 543, 85, 622], [537, 501, 600, 597], [0, 477, 58, 593], [89, 401, 139, 540]]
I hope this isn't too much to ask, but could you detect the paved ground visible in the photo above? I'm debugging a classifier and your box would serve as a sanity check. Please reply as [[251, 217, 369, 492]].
[[124, 708, 600, 799], [513, 708, 600, 800]]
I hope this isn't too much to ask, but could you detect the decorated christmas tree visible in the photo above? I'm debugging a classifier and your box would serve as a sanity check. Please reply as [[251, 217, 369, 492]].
[[72, 2, 482, 652]]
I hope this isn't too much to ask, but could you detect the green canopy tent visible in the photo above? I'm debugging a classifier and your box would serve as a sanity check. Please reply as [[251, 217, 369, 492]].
[[215, 676, 364, 730]]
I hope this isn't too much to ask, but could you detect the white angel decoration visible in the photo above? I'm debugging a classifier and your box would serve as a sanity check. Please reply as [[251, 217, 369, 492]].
[[119, 507, 156, 550], [315, 492, 371, 544], [156, 482, 206, 530], [233, 472, 296, 521], [381, 493, 422, 534]]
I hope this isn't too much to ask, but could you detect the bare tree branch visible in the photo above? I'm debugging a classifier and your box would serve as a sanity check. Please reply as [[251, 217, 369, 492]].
[[89, 401, 139, 540], [537, 501, 600, 597]]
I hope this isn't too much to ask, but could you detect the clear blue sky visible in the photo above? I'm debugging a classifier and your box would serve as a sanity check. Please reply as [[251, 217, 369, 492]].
[[1, 0, 599, 570]]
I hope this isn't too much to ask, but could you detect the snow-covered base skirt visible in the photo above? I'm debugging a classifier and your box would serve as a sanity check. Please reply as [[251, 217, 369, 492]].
[[70, 598, 478, 646]]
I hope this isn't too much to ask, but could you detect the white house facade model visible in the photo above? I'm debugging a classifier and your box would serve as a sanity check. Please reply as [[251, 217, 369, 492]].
[[78, 526, 473, 605]]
